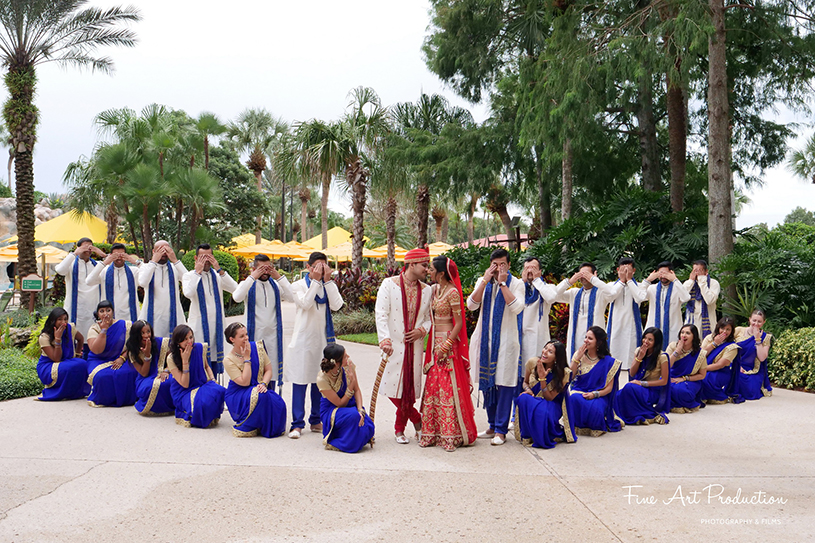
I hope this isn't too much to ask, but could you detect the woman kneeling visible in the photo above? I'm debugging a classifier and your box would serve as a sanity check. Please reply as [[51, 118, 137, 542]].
[[614, 327, 670, 425], [668, 325, 706, 413], [569, 326, 624, 437], [167, 325, 225, 428], [128, 320, 174, 416], [36, 308, 88, 401], [86, 301, 138, 407]]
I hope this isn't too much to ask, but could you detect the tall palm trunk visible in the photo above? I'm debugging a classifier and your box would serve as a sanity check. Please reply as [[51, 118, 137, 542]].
[[141, 204, 153, 260], [432, 207, 445, 242], [441, 214, 449, 243], [204, 135, 210, 170], [299, 187, 310, 242], [6, 151, 12, 194], [638, 70, 661, 191], [347, 159, 368, 270], [667, 71, 687, 213], [105, 202, 118, 244], [321, 172, 330, 249], [175, 197, 184, 249], [467, 193, 477, 246], [562, 138, 573, 221], [253, 169, 263, 244], [189, 207, 200, 247], [534, 147, 552, 230], [385, 196, 397, 270], [416, 183, 430, 247]]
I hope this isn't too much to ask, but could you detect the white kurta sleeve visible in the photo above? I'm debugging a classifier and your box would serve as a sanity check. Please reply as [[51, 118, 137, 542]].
[[138, 261, 156, 288], [532, 277, 558, 303], [55, 253, 76, 276], [219, 272, 238, 294], [276, 276, 295, 303], [182, 271, 202, 299], [85, 263, 106, 286], [605, 280, 624, 303], [292, 279, 320, 309], [466, 277, 484, 311], [173, 260, 188, 277], [506, 279, 525, 316], [697, 276, 720, 304], [231, 277, 253, 303], [324, 280, 344, 311], [630, 280, 648, 304], [673, 279, 691, 303], [375, 280, 392, 342], [553, 279, 573, 304]]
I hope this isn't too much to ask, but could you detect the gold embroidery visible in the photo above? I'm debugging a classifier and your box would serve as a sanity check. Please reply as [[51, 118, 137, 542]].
[[175, 417, 192, 428], [233, 428, 259, 437], [233, 387, 260, 432], [141, 376, 163, 416], [87, 400, 103, 408], [322, 406, 339, 447], [141, 340, 172, 416], [43, 362, 59, 388], [87, 362, 113, 385], [190, 387, 199, 415], [670, 405, 700, 414], [575, 427, 605, 437]]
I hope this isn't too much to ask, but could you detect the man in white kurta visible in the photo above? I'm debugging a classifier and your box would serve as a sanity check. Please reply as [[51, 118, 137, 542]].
[[683, 259, 720, 339], [55, 237, 104, 340], [284, 253, 344, 438], [604, 257, 647, 370], [231, 254, 294, 391], [554, 262, 618, 360], [86, 243, 142, 322], [521, 257, 558, 364], [375, 248, 432, 444], [467, 248, 525, 446], [138, 241, 187, 338], [182, 244, 238, 373], [644, 261, 691, 350]]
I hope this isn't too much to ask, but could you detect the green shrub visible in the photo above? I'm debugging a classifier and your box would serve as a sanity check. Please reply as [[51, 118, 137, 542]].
[[768, 327, 815, 391], [0, 349, 41, 401], [0, 308, 36, 328], [333, 308, 377, 335], [24, 316, 47, 359]]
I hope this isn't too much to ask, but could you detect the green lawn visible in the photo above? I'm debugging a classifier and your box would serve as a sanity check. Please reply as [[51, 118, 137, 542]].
[[337, 333, 379, 346], [0, 349, 41, 401]]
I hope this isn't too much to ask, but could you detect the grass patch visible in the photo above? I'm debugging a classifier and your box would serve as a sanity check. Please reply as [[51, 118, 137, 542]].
[[333, 309, 376, 335], [0, 348, 41, 401], [338, 333, 379, 346]]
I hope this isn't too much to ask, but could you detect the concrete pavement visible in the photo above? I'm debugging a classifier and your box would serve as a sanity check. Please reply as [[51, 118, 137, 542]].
[[0, 301, 812, 542]]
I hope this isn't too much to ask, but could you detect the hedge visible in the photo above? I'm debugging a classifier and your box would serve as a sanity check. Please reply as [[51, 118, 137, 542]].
[[0, 349, 41, 401], [768, 327, 815, 391]]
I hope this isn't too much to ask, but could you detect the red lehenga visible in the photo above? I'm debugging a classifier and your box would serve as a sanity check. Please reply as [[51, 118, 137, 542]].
[[419, 259, 478, 451]]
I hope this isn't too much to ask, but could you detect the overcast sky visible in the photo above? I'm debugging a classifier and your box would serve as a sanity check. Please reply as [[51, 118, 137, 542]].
[[20, 0, 814, 229]]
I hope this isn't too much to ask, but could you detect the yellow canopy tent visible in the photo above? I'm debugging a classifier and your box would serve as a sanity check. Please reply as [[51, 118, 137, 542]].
[[13, 212, 108, 244], [320, 241, 380, 262], [303, 227, 368, 250], [427, 241, 454, 256], [232, 241, 308, 260], [222, 233, 273, 253], [369, 244, 409, 261]]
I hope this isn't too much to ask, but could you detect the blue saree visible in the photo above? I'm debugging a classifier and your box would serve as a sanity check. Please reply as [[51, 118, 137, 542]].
[[134, 337, 175, 416], [570, 355, 623, 436], [614, 353, 670, 425], [700, 341, 739, 404], [733, 331, 772, 401], [225, 342, 287, 438], [669, 345, 705, 412], [170, 343, 225, 428], [37, 324, 89, 401], [320, 370, 375, 453], [515, 370, 577, 448], [87, 320, 138, 407]]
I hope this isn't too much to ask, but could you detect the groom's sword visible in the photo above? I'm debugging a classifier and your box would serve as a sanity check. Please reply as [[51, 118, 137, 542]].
[[369, 351, 389, 424]]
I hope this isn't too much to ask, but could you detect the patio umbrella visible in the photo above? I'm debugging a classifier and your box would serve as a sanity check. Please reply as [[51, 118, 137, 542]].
[[232, 242, 308, 260], [427, 241, 454, 257]]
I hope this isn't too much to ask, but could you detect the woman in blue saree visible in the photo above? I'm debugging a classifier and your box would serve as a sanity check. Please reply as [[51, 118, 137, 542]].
[[733, 309, 773, 401], [515, 340, 577, 448], [668, 324, 707, 413], [223, 322, 287, 438], [316, 343, 375, 453], [569, 326, 624, 437], [614, 327, 671, 425], [127, 320, 174, 416], [167, 324, 225, 428], [86, 301, 137, 407], [700, 316, 740, 404], [37, 308, 88, 401]]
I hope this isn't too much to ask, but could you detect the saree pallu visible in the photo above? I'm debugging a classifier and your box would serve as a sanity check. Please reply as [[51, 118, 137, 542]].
[[515, 376, 577, 448], [700, 342, 738, 404], [420, 331, 478, 451], [37, 324, 89, 401], [320, 371, 375, 453], [171, 343, 225, 428], [570, 355, 623, 436], [614, 356, 670, 425], [135, 337, 175, 416], [225, 342, 287, 438], [669, 350, 704, 413], [87, 320, 137, 407], [733, 333, 771, 401]]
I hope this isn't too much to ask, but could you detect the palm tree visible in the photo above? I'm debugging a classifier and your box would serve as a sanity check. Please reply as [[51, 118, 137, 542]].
[[0, 1, 139, 301], [121, 163, 167, 256], [369, 141, 410, 269], [788, 134, 815, 184], [195, 112, 226, 170]]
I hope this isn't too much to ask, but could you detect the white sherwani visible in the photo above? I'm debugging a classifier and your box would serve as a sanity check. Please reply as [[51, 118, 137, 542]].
[[521, 277, 558, 365], [182, 269, 238, 364], [138, 260, 188, 338], [555, 276, 616, 358], [683, 275, 720, 336], [467, 277, 525, 389], [374, 276, 431, 399], [284, 278, 344, 385], [55, 253, 101, 338], [645, 280, 691, 346], [86, 263, 142, 322], [605, 279, 647, 369], [232, 275, 295, 381]]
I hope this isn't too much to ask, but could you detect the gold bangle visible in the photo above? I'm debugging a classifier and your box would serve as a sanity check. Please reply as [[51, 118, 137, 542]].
[[634, 357, 642, 363]]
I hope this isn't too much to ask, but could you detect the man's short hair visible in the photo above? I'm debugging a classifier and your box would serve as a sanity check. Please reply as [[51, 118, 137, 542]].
[[77, 237, 92, 247], [657, 260, 673, 271], [196, 243, 212, 255], [308, 252, 327, 266], [617, 257, 635, 268], [524, 256, 542, 268], [692, 259, 708, 270], [111, 243, 126, 252], [254, 254, 271, 263], [490, 248, 510, 263], [579, 262, 597, 274]]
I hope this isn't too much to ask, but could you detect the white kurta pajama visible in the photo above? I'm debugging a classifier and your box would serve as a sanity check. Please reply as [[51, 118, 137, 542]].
[[645, 279, 691, 347], [374, 276, 432, 401], [232, 275, 295, 382], [555, 276, 617, 359], [138, 260, 188, 338], [604, 279, 647, 370], [55, 253, 102, 338], [683, 275, 720, 337], [521, 278, 558, 365], [283, 278, 344, 385], [182, 269, 238, 366], [86, 263, 142, 322]]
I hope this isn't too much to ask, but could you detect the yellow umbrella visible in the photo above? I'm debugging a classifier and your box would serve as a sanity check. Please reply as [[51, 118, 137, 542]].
[[303, 227, 369, 250], [0, 244, 69, 264], [427, 241, 454, 257], [369, 244, 409, 261], [322, 241, 380, 261], [232, 242, 308, 260], [25, 212, 108, 244]]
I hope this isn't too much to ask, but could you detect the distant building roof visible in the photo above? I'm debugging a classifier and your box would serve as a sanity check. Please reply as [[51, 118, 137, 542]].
[[456, 234, 530, 249]]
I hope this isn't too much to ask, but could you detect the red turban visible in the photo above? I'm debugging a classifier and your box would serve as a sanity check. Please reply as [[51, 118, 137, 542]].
[[404, 247, 430, 264]]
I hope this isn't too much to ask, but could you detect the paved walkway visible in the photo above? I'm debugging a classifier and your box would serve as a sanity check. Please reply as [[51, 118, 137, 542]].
[[0, 301, 812, 542]]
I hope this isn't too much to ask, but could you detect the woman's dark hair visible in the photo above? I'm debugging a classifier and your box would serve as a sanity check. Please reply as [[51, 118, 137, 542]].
[[678, 324, 702, 353], [431, 255, 450, 281], [544, 341, 568, 393], [93, 299, 114, 321], [169, 324, 193, 368], [587, 326, 610, 358], [320, 343, 346, 373], [641, 327, 664, 373], [225, 322, 246, 344], [126, 320, 157, 365], [43, 307, 69, 342], [713, 316, 736, 344]]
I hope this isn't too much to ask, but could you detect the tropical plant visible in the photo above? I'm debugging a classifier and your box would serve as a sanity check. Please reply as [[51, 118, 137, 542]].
[[768, 327, 815, 392]]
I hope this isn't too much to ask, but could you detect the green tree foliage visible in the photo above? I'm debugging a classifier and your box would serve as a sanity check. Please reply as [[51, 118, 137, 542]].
[[768, 327, 815, 391], [784, 207, 815, 227]]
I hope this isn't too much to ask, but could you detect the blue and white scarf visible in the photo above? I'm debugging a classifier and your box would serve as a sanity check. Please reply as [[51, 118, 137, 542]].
[[70, 256, 99, 324], [197, 268, 224, 374], [570, 285, 598, 359], [147, 263, 178, 331], [105, 264, 138, 322], [606, 280, 643, 351], [655, 281, 673, 349], [478, 274, 523, 405], [247, 278, 284, 387], [305, 273, 335, 344], [686, 276, 712, 338], [525, 282, 544, 321]]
